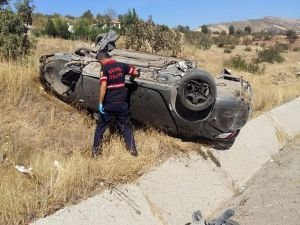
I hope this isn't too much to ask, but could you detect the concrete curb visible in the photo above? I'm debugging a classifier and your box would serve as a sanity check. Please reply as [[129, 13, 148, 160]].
[[33, 97, 300, 225]]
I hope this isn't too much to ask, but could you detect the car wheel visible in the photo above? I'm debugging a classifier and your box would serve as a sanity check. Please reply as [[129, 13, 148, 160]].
[[95, 33, 117, 52], [178, 69, 216, 111], [95, 33, 107, 46]]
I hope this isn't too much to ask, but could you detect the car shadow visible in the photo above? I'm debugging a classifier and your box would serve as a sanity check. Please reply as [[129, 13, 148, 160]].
[[180, 136, 235, 151]]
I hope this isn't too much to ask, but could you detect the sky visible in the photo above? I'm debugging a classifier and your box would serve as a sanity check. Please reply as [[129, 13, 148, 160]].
[[33, 0, 300, 29]]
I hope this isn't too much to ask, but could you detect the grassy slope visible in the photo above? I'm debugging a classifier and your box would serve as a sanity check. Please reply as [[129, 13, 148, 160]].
[[0, 37, 300, 224]]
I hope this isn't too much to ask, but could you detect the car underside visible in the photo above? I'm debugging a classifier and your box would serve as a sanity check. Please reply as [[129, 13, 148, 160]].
[[39, 31, 252, 144]]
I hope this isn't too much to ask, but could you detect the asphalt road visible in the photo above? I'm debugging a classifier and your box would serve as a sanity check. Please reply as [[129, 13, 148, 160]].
[[223, 138, 300, 225]]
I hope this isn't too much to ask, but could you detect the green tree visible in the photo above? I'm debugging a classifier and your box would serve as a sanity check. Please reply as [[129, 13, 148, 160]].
[[286, 29, 298, 40], [0, 0, 34, 59], [132, 8, 137, 18], [15, 0, 34, 26], [96, 13, 111, 25], [81, 10, 94, 24], [65, 14, 75, 19], [119, 8, 139, 35], [244, 26, 252, 34], [201, 24, 209, 34], [229, 25, 235, 35], [103, 8, 117, 20]]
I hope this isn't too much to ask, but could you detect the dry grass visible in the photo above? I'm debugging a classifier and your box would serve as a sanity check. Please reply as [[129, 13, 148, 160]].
[[1, 36, 300, 224], [0, 37, 190, 225]]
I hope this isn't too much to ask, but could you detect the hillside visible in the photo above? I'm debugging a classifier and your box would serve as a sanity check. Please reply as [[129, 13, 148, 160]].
[[196, 16, 300, 33]]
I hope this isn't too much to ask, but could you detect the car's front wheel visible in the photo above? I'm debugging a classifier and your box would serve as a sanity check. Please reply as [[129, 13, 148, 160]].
[[178, 69, 217, 111]]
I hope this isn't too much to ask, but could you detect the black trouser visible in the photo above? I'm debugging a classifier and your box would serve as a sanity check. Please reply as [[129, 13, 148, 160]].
[[93, 102, 137, 153]]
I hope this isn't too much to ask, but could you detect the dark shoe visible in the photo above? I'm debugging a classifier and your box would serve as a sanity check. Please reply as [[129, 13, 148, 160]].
[[92, 147, 102, 158], [129, 149, 138, 157]]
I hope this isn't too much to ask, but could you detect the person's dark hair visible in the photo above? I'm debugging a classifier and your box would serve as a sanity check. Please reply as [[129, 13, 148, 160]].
[[96, 50, 110, 61]]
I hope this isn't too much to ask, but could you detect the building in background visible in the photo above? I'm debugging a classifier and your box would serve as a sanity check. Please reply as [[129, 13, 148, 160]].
[[102, 19, 121, 29]]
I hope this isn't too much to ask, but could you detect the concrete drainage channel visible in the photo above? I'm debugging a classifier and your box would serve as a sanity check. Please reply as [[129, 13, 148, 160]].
[[33, 97, 300, 225]]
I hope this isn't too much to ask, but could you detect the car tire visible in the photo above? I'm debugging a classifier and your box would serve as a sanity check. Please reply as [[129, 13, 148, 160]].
[[95, 33, 117, 52], [95, 33, 107, 46], [178, 69, 216, 111]]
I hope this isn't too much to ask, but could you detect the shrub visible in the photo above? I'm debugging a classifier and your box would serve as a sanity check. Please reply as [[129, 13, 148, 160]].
[[198, 34, 212, 50], [244, 46, 252, 52], [293, 47, 300, 52], [224, 55, 261, 74], [44, 18, 57, 37], [274, 43, 289, 52], [286, 29, 298, 40], [260, 42, 266, 48], [252, 31, 275, 41], [124, 18, 182, 56], [73, 19, 90, 40], [256, 47, 285, 63], [224, 48, 232, 54], [151, 24, 182, 56], [55, 18, 70, 39], [235, 29, 244, 36], [31, 28, 42, 37], [242, 37, 253, 46], [176, 25, 190, 33], [213, 33, 240, 48], [184, 31, 212, 50], [89, 25, 106, 42]]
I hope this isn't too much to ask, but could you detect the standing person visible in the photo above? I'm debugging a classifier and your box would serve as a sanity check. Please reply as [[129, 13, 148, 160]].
[[92, 50, 140, 158]]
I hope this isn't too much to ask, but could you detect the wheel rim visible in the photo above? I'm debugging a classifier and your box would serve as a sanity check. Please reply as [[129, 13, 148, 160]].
[[183, 80, 211, 106]]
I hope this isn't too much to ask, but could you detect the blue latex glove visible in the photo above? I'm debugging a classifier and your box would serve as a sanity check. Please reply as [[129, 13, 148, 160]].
[[98, 104, 105, 114]]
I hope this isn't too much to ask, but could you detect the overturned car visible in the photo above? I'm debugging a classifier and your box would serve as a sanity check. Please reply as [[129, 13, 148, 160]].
[[39, 31, 252, 145]]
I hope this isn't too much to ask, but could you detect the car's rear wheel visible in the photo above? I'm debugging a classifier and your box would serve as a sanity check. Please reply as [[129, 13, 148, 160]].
[[95, 33, 107, 46], [178, 69, 216, 111], [95, 33, 117, 52]]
